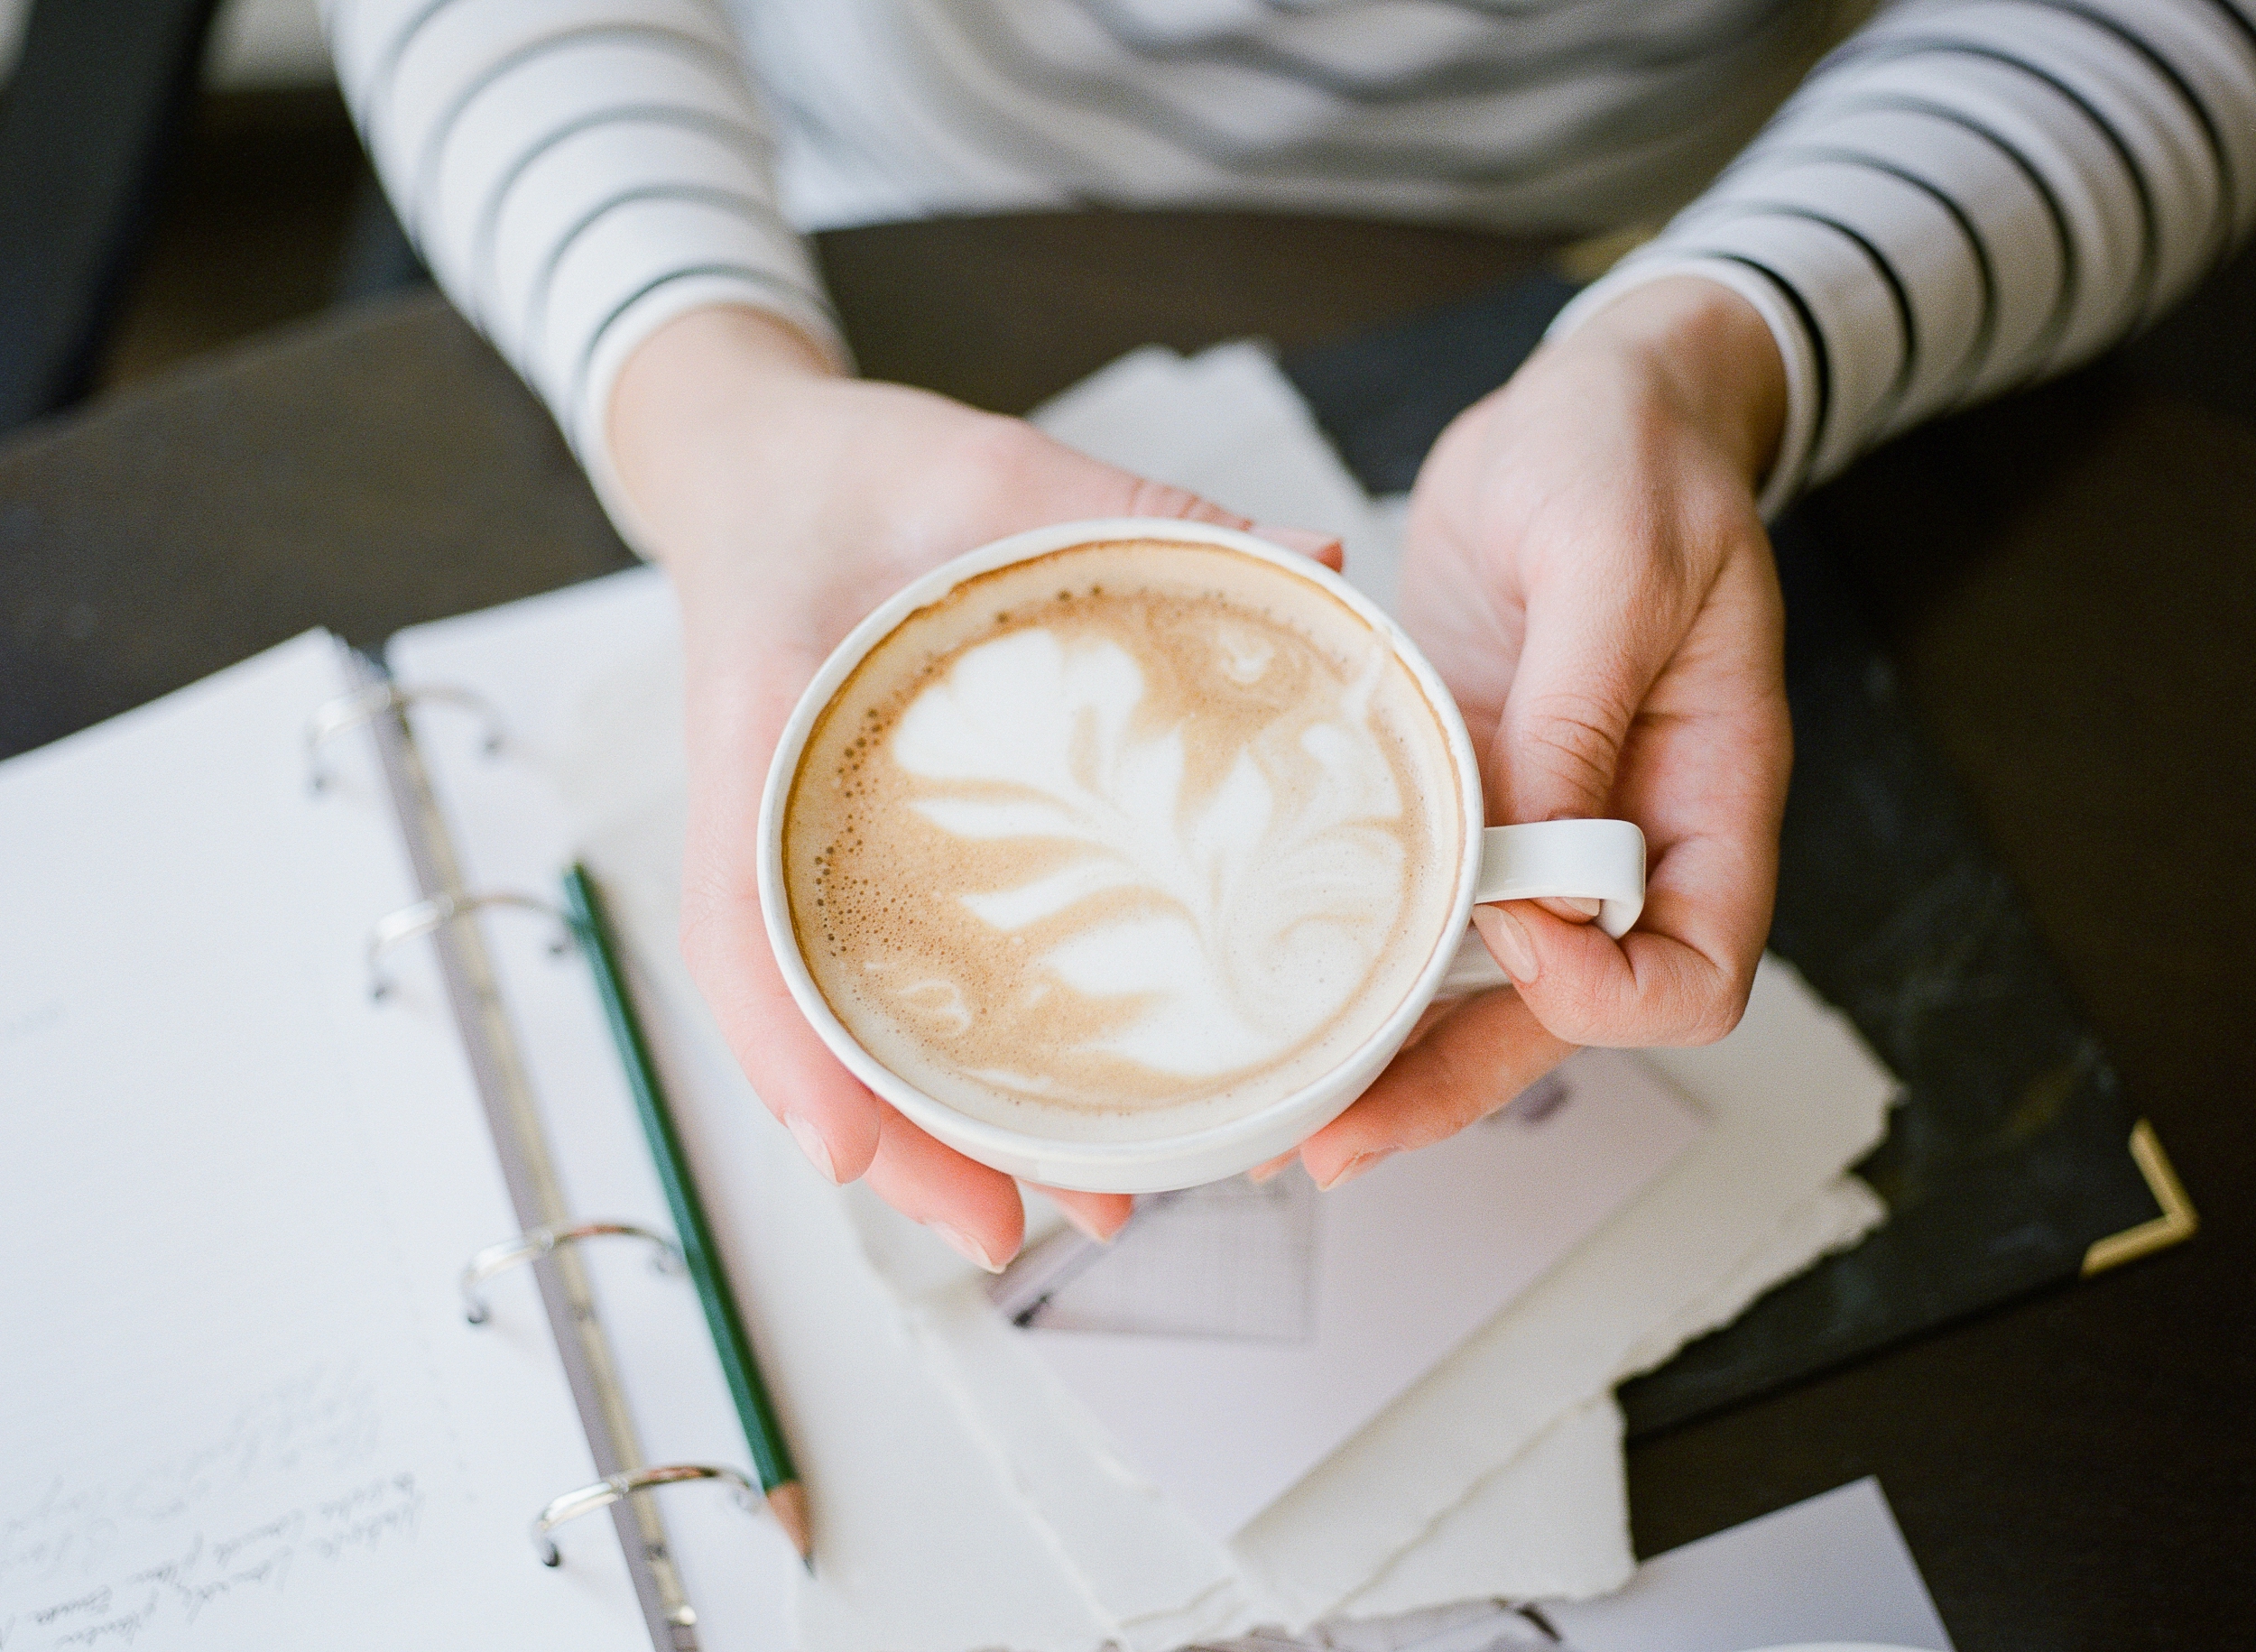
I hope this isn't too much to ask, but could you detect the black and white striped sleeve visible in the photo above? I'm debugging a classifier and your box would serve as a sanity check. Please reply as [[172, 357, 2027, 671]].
[[321, 0, 845, 541], [1549, 0, 2256, 519]]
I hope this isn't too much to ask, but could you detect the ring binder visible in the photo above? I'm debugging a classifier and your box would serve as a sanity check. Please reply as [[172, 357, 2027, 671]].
[[305, 681, 503, 793], [347, 657, 705, 1650], [365, 891, 569, 1000], [533, 1464, 759, 1572], [461, 1221, 683, 1324]]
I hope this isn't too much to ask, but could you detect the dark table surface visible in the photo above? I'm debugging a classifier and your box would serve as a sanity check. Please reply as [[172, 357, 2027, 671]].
[[4, 213, 2250, 1647]]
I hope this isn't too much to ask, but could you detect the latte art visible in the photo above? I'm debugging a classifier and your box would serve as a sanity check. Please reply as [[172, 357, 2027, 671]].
[[899, 626, 1405, 1076], [783, 540, 1463, 1141]]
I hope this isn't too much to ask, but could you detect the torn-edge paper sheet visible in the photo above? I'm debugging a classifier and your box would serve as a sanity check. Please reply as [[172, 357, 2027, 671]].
[[849, 1195, 1273, 1650], [1156, 1476, 1951, 1652], [1336, 1391, 1637, 1614], [1616, 1170, 1886, 1382], [1329, 1173, 1884, 1620], [1235, 955, 1896, 1625]]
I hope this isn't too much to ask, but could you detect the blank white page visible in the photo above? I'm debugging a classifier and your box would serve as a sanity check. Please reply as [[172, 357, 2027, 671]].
[[0, 634, 660, 1650]]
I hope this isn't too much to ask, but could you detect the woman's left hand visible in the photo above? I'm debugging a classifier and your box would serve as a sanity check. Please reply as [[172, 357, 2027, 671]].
[[1291, 274, 1796, 1189]]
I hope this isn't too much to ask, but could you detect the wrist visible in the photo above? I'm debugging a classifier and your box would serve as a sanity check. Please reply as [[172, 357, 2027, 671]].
[[608, 304, 844, 575], [1566, 274, 1788, 488]]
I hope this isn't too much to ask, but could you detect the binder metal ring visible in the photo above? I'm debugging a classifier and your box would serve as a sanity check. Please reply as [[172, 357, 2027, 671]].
[[305, 681, 504, 793], [461, 1221, 683, 1325], [366, 891, 570, 1000], [534, 1464, 757, 1569]]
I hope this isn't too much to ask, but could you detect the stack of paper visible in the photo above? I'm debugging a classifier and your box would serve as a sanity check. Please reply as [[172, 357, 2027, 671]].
[[1011, 1053, 1705, 1540], [1083, 1477, 1954, 1652], [383, 342, 1898, 1649]]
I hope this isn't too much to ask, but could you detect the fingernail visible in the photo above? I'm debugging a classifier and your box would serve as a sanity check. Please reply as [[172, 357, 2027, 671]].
[[784, 1114, 838, 1184], [1473, 904, 1540, 984], [933, 1223, 1004, 1274], [1317, 1149, 1389, 1192], [1546, 896, 1603, 921]]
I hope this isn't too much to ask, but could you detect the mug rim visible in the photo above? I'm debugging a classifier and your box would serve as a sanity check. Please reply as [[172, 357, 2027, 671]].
[[755, 517, 1486, 1185]]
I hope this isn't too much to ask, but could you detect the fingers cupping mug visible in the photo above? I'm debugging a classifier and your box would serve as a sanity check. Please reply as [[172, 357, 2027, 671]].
[[757, 520, 1645, 1193]]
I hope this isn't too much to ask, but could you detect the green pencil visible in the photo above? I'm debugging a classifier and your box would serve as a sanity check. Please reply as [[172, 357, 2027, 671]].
[[560, 863, 813, 1567]]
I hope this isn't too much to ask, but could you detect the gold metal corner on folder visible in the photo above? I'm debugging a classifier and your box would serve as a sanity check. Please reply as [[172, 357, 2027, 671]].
[[2081, 1120, 2197, 1277]]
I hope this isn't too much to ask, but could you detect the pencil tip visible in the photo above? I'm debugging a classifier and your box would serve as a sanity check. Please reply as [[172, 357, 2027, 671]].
[[768, 1481, 814, 1564]]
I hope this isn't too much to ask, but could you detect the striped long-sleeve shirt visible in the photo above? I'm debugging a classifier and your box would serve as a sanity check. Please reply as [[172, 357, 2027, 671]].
[[323, 0, 2256, 523]]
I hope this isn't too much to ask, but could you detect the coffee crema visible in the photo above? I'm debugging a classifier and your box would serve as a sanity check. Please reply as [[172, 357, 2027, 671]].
[[782, 539, 1464, 1141]]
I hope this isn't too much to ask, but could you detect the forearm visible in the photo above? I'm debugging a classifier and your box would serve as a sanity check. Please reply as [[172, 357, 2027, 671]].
[[322, 0, 845, 540], [1551, 0, 2256, 514]]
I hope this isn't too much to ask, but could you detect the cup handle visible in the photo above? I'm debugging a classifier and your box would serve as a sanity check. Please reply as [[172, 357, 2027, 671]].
[[1474, 819, 1647, 939]]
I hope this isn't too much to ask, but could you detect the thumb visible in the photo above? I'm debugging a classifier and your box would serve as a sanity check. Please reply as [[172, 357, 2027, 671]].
[[1489, 584, 1656, 826], [1471, 567, 1731, 1046], [1481, 579, 1661, 927]]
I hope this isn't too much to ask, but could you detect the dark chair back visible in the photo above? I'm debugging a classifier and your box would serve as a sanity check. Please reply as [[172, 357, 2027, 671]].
[[0, 0, 224, 431]]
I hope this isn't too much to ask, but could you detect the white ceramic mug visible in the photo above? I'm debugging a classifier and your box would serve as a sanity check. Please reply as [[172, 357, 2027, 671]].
[[757, 519, 1646, 1192]]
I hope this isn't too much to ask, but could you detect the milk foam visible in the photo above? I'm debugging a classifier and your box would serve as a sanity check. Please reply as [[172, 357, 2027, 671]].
[[783, 540, 1463, 1142]]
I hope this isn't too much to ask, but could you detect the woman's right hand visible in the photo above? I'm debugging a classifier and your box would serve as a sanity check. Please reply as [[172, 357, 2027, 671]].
[[609, 304, 1336, 1272]]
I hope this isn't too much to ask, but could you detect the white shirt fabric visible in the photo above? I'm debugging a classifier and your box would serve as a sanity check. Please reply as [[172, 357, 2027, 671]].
[[322, 0, 2256, 524]]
